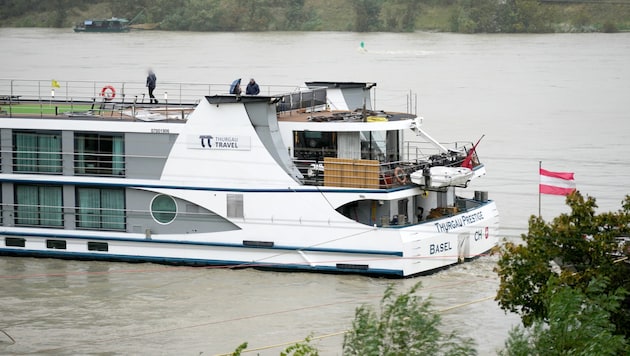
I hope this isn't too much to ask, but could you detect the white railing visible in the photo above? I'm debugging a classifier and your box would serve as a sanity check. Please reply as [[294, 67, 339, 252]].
[[0, 79, 303, 104]]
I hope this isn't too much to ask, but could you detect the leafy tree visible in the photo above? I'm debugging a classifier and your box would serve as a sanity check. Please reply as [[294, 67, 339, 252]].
[[499, 0, 554, 33], [230, 342, 247, 356], [381, 0, 420, 32], [228, 338, 318, 356], [342, 282, 476, 355], [451, 0, 500, 33], [495, 192, 630, 336], [280, 336, 319, 356], [352, 0, 382, 32], [284, 0, 306, 30], [499, 276, 629, 356], [451, 0, 554, 33]]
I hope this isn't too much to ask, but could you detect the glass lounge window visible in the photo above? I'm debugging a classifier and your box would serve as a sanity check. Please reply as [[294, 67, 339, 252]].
[[359, 130, 400, 163], [76, 187, 125, 230], [13, 130, 62, 173], [292, 131, 337, 160], [15, 185, 63, 227], [75, 133, 124, 176]]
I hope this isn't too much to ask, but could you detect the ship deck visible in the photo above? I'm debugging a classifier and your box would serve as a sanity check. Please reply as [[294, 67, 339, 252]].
[[1, 98, 415, 124], [0, 99, 194, 122]]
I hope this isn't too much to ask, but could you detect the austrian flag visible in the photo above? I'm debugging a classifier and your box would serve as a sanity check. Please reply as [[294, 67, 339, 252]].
[[539, 168, 576, 196]]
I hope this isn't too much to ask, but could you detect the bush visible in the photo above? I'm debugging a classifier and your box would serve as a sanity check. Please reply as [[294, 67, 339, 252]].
[[343, 282, 476, 356]]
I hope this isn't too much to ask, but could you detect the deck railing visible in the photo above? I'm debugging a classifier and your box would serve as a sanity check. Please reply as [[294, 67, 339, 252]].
[[0, 79, 304, 105], [1, 79, 420, 115], [293, 144, 473, 189]]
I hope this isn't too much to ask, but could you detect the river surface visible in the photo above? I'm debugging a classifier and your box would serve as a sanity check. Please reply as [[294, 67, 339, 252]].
[[1, 28, 629, 355]]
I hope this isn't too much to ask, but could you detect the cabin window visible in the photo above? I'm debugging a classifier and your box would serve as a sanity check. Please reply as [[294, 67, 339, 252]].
[[74, 133, 125, 176], [76, 187, 125, 231], [46, 239, 66, 249], [14, 185, 63, 227], [5, 237, 26, 247], [13, 130, 62, 173], [87, 241, 109, 252], [293, 131, 337, 160], [150, 194, 177, 224]]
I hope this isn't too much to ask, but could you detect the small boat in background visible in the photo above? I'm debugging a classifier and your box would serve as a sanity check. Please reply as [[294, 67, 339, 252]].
[[74, 17, 130, 33]]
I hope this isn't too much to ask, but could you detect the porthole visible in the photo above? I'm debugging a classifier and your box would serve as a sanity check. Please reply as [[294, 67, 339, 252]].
[[150, 194, 177, 224]]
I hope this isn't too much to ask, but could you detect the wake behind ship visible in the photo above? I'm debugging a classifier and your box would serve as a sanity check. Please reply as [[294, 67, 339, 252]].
[[0, 79, 498, 277]]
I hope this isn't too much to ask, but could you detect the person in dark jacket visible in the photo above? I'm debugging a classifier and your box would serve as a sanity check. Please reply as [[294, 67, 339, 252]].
[[146, 69, 158, 104], [246, 78, 260, 95]]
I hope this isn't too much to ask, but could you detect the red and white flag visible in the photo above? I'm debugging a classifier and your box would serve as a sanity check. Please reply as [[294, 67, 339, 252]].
[[539, 168, 576, 195], [462, 135, 484, 169]]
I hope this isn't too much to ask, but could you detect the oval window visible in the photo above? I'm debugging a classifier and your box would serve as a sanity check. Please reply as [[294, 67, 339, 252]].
[[150, 194, 177, 224]]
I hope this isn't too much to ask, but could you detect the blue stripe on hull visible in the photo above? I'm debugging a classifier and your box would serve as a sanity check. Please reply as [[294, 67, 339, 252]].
[[0, 176, 411, 194], [0, 248, 404, 277], [0, 230, 403, 256]]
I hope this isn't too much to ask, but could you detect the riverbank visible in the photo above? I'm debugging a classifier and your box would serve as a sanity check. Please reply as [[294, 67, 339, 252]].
[[2, 0, 630, 33]]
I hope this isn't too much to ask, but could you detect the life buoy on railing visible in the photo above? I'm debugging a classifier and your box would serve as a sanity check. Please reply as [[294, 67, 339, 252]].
[[394, 166, 407, 184], [100, 85, 116, 101]]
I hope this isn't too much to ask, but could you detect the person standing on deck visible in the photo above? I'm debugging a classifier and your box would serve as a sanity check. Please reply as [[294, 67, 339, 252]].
[[146, 69, 158, 104], [246, 78, 260, 95]]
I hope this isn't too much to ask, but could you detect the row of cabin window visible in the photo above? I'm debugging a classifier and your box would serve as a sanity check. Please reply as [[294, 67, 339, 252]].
[[5, 237, 108, 252], [11, 131, 125, 176], [5, 185, 125, 230]]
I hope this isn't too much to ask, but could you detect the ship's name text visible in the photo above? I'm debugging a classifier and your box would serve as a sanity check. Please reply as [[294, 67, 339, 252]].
[[434, 211, 484, 233]]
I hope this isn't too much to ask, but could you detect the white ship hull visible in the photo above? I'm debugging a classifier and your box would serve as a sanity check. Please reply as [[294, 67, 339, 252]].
[[0, 79, 499, 277], [1, 201, 497, 277]]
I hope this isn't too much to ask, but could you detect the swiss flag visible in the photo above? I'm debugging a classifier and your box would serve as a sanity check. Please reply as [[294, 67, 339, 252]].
[[462, 135, 484, 169]]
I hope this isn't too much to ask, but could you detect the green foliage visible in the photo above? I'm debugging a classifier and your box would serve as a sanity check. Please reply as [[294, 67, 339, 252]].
[[495, 191, 630, 337], [230, 342, 248, 356], [450, 0, 553, 33], [351, 0, 383, 32], [280, 336, 319, 356], [602, 21, 618, 33], [381, 0, 420, 32], [229, 337, 318, 356], [3, 1, 628, 33], [284, 0, 308, 30], [499, 276, 629, 356], [342, 282, 477, 355]]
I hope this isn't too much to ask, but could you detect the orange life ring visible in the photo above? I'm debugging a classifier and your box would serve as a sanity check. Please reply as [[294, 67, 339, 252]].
[[394, 167, 407, 184], [100, 85, 116, 101]]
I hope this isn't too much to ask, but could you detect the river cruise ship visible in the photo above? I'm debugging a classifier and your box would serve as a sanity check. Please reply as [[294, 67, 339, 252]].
[[0, 79, 498, 277]]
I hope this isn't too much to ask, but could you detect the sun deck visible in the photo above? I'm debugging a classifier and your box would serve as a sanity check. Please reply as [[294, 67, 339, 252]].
[[0, 99, 194, 122], [277, 108, 417, 123]]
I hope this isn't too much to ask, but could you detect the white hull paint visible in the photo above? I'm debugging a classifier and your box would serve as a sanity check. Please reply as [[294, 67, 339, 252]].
[[0, 80, 499, 277], [1, 201, 498, 277]]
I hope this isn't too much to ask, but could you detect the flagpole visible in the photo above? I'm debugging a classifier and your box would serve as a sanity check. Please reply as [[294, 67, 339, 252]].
[[538, 160, 542, 217]]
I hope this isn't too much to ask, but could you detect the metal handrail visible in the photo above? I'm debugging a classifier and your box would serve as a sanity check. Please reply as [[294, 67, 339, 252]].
[[0, 79, 306, 104]]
